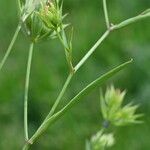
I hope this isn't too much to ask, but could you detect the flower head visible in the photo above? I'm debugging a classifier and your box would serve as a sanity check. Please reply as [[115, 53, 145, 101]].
[[100, 85, 142, 126], [38, 0, 64, 30], [22, 11, 54, 42], [19, 0, 68, 42], [90, 130, 115, 150]]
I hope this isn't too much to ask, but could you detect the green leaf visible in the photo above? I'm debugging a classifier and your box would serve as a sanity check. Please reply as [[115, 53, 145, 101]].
[[29, 59, 133, 143]]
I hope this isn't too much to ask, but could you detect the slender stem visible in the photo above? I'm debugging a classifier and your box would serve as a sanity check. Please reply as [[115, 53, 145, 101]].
[[45, 73, 73, 119], [74, 11, 150, 72], [28, 60, 132, 145], [22, 50, 74, 150], [46, 31, 109, 120], [24, 42, 34, 141], [74, 30, 110, 72], [22, 8, 150, 149], [22, 143, 30, 150], [0, 24, 21, 71], [111, 12, 150, 30], [103, 0, 110, 29]]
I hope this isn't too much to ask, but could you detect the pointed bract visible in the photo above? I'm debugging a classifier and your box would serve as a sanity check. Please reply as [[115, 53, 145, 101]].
[[90, 130, 115, 150], [100, 85, 142, 126]]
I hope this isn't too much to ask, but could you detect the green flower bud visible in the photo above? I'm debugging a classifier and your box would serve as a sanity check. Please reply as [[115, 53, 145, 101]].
[[90, 130, 115, 150], [22, 11, 56, 42], [100, 86, 142, 126], [38, 0, 63, 30], [18, 0, 67, 42]]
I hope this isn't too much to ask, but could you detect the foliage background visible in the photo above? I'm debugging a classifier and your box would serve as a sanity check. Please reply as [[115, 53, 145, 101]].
[[0, 0, 150, 149]]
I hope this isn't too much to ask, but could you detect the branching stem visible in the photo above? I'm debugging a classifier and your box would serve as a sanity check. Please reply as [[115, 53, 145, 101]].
[[26, 60, 132, 146], [22, 6, 150, 150], [74, 30, 110, 72]]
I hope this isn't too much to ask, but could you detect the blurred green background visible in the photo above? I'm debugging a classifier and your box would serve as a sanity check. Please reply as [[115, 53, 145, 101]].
[[0, 0, 150, 149]]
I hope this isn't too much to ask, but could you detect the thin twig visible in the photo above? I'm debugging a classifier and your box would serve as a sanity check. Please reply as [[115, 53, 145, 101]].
[[24, 42, 34, 141], [28, 60, 132, 145], [111, 12, 150, 30], [103, 0, 110, 29], [74, 30, 110, 72], [45, 73, 73, 119], [45, 31, 109, 120], [0, 24, 21, 71]]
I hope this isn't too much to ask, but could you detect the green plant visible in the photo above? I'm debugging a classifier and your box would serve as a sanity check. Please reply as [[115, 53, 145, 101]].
[[86, 86, 142, 150], [0, 0, 149, 149], [86, 130, 115, 150]]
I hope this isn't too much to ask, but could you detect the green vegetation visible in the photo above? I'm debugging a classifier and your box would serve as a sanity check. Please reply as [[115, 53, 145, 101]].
[[0, 0, 150, 150]]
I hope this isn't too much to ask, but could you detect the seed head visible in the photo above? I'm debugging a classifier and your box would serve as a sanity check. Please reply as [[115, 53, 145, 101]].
[[90, 130, 115, 150], [38, 0, 64, 30], [100, 86, 142, 126], [22, 12, 55, 42], [19, 0, 67, 42]]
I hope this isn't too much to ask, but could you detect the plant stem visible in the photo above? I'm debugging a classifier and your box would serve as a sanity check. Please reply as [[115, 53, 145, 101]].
[[22, 143, 30, 150], [24, 42, 34, 141], [103, 0, 110, 29], [22, 7, 150, 149], [111, 11, 150, 30], [0, 24, 21, 71], [26, 60, 132, 145], [48, 31, 110, 120], [74, 10, 150, 72], [74, 30, 110, 72], [45, 73, 73, 119]]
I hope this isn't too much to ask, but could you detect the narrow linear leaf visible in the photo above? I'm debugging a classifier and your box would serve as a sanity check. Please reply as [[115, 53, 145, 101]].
[[30, 59, 133, 143], [47, 59, 133, 123]]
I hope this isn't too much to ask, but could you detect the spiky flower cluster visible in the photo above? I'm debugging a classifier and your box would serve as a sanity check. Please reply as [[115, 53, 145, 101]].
[[38, 0, 63, 30], [86, 130, 115, 150], [19, 0, 66, 42], [86, 86, 142, 150], [100, 86, 142, 126]]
